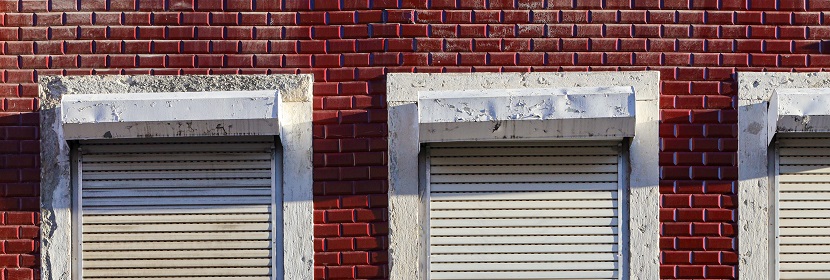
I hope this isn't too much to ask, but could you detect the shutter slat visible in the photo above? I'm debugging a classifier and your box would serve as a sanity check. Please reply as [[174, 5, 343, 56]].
[[777, 136, 830, 279], [431, 261, 618, 271], [84, 258, 271, 268], [79, 137, 275, 279], [431, 191, 617, 201], [430, 244, 618, 254], [431, 253, 617, 262], [430, 270, 617, 279], [431, 226, 618, 236], [84, 249, 271, 259], [431, 156, 618, 165], [431, 182, 618, 192], [82, 240, 271, 250], [82, 267, 270, 277], [428, 142, 621, 279], [430, 218, 618, 227], [83, 214, 271, 224]]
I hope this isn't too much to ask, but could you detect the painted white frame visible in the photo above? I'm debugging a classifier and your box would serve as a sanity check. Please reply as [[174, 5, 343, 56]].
[[737, 72, 830, 280], [386, 72, 660, 280], [39, 74, 314, 280]]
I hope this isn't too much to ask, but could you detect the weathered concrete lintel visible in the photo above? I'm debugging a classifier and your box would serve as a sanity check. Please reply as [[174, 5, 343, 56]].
[[418, 86, 635, 125], [39, 74, 314, 280], [62, 90, 278, 123], [769, 88, 830, 140], [737, 72, 830, 280], [387, 71, 660, 280]]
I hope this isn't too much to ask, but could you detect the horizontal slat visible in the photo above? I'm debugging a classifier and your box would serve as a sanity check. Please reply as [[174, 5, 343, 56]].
[[780, 271, 830, 279], [86, 232, 264, 242], [777, 137, 830, 147], [84, 277, 270, 280], [431, 191, 617, 201], [780, 227, 830, 236], [430, 226, 617, 236], [430, 147, 618, 157], [780, 148, 830, 156], [82, 205, 271, 215], [82, 267, 270, 277], [82, 179, 272, 189], [431, 183, 618, 192], [780, 210, 830, 218], [780, 253, 830, 262], [430, 200, 616, 210], [83, 258, 270, 268], [431, 261, 617, 271], [83, 170, 270, 180], [430, 218, 618, 227], [431, 165, 617, 174], [430, 270, 616, 279], [83, 153, 272, 163], [780, 245, 830, 253], [780, 236, 830, 245], [430, 209, 617, 219], [771, 175, 830, 183], [83, 249, 271, 259], [430, 174, 617, 183], [780, 219, 830, 227], [82, 143, 272, 154], [84, 223, 270, 233], [430, 235, 617, 245], [780, 201, 830, 209], [82, 161, 270, 171], [429, 141, 620, 148], [780, 192, 830, 200], [430, 156, 617, 165], [779, 262, 830, 271], [430, 253, 617, 263], [83, 214, 271, 224], [430, 244, 618, 254], [780, 184, 830, 192], [781, 165, 830, 174], [83, 241, 270, 251], [82, 196, 271, 207], [80, 136, 274, 145], [83, 188, 271, 198]]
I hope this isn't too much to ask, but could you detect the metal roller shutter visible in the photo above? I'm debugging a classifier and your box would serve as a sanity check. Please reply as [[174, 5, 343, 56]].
[[778, 135, 830, 279], [76, 136, 277, 280], [428, 141, 624, 280]]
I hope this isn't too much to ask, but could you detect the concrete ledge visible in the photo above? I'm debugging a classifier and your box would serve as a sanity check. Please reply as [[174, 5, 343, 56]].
[[39, 74, 314, 280], [770, 88, 830, 137]]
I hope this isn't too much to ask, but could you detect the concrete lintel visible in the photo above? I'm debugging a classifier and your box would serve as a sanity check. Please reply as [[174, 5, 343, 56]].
[[62, 90, 278, 124], [770, 88, 830, 137], [418, 86, 634, 124], [39, 74, 314, 280]]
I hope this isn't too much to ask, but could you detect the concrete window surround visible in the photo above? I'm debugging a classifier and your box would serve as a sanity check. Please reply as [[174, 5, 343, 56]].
[[38, 74, 314, 280], [386, 72, 661, 280], [737, 72, 830, 279]]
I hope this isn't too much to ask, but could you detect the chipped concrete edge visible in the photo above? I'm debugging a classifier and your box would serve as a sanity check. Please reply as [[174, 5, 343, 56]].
[[39, 74, 314, 280], [387, 72, 660, 280], [737, 72, 830, 280]]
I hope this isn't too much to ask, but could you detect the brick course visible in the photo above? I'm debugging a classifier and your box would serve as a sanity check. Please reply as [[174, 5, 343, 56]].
[[2, 0, 829, 279]]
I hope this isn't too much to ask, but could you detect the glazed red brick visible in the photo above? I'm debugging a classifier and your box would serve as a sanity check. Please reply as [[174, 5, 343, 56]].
[[3, 0, 830, 279]]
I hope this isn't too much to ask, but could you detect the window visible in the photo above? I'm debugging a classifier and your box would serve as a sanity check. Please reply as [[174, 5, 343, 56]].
[[386, 72, 660, 279], [39, 75, 314, 279], [737, 72, 830, 279]]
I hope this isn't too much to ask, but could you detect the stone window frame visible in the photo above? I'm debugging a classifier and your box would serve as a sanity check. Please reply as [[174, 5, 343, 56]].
[[386, 72, 661, 280], [737, 72, 830, 280], [38, 74, 315, 280]]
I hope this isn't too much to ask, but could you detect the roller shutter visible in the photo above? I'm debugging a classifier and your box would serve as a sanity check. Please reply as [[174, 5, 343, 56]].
[[777, 135, 830, 279], [428, 141, 623, 280], [76, 136, 277, 280]]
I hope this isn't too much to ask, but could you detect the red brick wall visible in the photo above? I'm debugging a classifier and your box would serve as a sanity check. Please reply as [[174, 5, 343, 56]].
[[2, 0, 829, 279]]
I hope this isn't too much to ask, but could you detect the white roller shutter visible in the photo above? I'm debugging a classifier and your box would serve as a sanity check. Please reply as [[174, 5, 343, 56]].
[[428, 141, 623, 280], [76, 136, 277, 280], [777, 135, 830, 279]]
